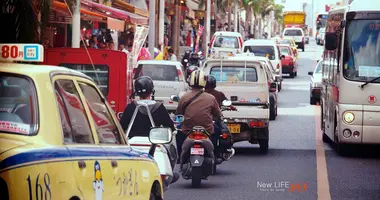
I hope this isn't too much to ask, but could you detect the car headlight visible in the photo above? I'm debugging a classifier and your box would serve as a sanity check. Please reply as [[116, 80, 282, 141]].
[[343, 112, 355, 123]]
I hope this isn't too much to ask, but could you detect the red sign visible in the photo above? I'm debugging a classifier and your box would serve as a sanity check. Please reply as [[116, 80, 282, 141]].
[[368, 95, 377, 104]]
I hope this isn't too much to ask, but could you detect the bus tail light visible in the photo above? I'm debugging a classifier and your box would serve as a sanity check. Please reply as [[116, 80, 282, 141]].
[[353, 131, 360, 138]]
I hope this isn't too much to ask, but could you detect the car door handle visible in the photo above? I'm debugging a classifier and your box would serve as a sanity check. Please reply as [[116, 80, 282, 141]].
[[111, 160, 118, 168], [78, 160, 86, 169]]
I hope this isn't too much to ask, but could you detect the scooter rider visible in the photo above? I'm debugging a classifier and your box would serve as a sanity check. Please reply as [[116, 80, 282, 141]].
[[175, 70, 222, 164], [120, 76, 174, 138]]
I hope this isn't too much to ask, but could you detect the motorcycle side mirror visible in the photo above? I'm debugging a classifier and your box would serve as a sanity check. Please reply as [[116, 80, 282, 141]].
[[222, 100, 232, 106], [170, 95, 180, 102], [148, 127, 173, 156], [308, 71, 313, 75], [270, 82, 277, 89], [175, 115, 184, 123]]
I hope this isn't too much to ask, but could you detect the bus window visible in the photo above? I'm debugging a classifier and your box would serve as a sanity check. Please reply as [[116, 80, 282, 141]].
[[343, 19, 380, 82]]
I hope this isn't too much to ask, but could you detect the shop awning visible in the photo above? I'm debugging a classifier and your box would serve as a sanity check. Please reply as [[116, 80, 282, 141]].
[[52, 1, 106, 18], [81, 0, 148, 25]]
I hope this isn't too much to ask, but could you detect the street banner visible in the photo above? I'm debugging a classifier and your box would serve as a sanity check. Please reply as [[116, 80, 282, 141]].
[[194, 25, 204, 53]]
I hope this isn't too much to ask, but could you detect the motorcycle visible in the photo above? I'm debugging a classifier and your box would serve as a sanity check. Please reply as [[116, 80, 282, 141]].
[[170, 95, 234, 187], [212, 101, 237, 174], [126, 100, 179, 191]]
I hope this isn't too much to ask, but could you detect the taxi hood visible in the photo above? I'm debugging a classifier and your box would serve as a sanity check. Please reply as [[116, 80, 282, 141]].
[[0, 137, 28, 155]]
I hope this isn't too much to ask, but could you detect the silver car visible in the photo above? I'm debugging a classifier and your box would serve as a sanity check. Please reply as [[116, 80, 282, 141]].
[[308, 60, 323, 105], [134, 60, 188, 112]]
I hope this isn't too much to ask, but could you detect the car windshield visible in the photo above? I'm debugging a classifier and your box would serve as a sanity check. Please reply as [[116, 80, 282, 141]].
[[279, 46, 291, 56], [278, 40, 291, 45], [0, 74, 38, 135], [210, 66, 258, 82], [284, 29, 302, 36], [140, 64, 180, 81], [343, 19, 380, 83], [244, 46, 275, 60], [213, 36, 239, 48], [315, 61, 323, 74]]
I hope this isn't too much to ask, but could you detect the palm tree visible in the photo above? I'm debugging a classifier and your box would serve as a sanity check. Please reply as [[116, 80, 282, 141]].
[[274, 4, 284, 33], [0, 0, 51, 43]]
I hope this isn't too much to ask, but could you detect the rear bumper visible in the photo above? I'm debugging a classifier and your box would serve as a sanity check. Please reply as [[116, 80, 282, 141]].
[[310, 87, 321, 99], [223, 118, 269, 142], [282, 66, 295, 74]]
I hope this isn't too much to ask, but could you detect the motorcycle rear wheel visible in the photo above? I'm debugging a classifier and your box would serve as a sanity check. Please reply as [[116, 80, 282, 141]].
[[191, 167, 202, 188]]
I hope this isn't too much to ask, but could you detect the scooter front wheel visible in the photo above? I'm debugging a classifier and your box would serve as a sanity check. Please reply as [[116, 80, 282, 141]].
[[191, 167, 202, 188]]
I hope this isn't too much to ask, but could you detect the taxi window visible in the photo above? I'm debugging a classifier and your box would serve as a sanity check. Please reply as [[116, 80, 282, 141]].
[[54, 80, 94, 144], [243, 46, 275, 60], [210, 66, 258, 82], [0, 74, 38, 135], [59, 64, 109, 96], [78, 82, 122, 144]]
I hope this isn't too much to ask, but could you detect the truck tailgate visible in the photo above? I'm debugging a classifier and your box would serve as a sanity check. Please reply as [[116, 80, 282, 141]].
[[223, 107, 269, 119]]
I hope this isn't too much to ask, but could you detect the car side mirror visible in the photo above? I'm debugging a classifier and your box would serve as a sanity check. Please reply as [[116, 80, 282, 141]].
[[174, 115, 184, 123], [280, 55, 285, 60], [222, 100, 232, 106], [270, 82, 277, 89], [148, 127, 173, 156], [325, 33, 337, 50], [170, 95, 179, 102], [308, 71, 313, 75]]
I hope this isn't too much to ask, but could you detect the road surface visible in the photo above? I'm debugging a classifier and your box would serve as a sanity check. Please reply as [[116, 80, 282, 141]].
[[165, 40, 380, 200]]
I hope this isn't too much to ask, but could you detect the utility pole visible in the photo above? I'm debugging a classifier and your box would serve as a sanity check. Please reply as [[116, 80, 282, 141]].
[[72, 0, 80, 48], [148, 0, 156, 59], [173, 0, 180, 56], [159, 0, 165, 53], [204, 0, 211, 57], [234, 1, 238, 32], [228, 0, 231, 31]]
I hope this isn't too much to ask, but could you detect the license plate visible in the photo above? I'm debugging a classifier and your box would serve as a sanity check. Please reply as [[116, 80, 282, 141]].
[[227, 124, 241, 134], [190, 148, 204, 155]]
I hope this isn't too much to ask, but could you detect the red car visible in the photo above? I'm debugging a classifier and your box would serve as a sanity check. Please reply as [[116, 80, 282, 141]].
[[278, 45, 298, 78]]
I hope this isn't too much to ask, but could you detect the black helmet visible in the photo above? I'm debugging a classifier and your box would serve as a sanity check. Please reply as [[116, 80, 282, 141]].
[[134, 76, 154, 95], [186, 65, 199, 79], [205, 75, 216, 89]]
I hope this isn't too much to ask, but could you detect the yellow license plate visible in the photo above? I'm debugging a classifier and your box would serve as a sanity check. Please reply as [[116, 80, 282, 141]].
[[227, 124, 241, 134]]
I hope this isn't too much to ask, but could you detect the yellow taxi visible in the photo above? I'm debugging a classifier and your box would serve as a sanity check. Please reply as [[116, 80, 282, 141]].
[[0, 44, 169, 200], [279, 38, 298, 60]]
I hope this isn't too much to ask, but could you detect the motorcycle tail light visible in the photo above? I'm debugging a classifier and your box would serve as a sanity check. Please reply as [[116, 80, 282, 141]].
[[189, 132, 208, 140], [193, 144, 201, 148], [221, 133, 228, 139], [249, 121, 264, 127]]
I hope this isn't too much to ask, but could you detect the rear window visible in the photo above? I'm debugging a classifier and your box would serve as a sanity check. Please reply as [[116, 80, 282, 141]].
[[210, 66, 258, 82], [213, 36, 239, 48], [279, 46, 291, 56], [0, 74, 38, 135], [244, 46, 276, 60], [139, 64, 179, 81], [278, 40, 291, 45], [284, 29, 303, 36], [59, 64, 109, 96]]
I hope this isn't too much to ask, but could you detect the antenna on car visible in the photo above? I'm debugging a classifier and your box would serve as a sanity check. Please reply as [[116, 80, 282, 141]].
[[63, 0, 101, 86]]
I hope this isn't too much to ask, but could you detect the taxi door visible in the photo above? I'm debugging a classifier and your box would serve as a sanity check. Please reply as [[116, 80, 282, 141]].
[[75, 78, 151, 199], [52, 75, 116, 199]]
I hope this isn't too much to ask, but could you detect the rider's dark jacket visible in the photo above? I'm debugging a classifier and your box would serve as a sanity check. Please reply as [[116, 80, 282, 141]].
[[120, 100, 174, 138], [205, 88, 228, 107]]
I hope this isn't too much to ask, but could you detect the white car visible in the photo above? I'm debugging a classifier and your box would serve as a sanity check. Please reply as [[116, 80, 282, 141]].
[[282, 28, 305, 52], [209, 31, 243, 58], [242, 39, 283, 77], [317, 28, 326, 45], [134, 60, 188, 113], [308, 60, 323, 105]]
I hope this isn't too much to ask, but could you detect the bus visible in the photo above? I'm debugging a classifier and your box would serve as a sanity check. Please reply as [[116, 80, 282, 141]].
[[320, 0, 380, 155], [316, 12, 328, 30]]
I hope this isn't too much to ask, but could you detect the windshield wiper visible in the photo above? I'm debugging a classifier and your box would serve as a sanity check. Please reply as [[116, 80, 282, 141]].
[[359, 75, 380, 89]]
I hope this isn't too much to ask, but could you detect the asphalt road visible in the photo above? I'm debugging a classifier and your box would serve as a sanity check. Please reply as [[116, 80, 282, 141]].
[[165, 40, 380, 200]]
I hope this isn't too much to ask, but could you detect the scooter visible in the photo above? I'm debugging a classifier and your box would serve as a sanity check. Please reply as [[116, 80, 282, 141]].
[[125, 100, 179, 191]]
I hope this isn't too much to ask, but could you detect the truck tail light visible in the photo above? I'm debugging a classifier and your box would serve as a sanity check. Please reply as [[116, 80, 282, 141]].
[[238, 37, 243, 49], [249, 120, 264, 127], [177, 69, 183, 81]]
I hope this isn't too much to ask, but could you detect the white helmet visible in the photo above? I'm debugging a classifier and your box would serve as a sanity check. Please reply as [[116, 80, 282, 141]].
[[189, 69, 207, 88]]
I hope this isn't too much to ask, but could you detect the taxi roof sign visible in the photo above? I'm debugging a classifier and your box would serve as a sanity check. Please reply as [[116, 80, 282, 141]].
[[0, 44, 44, 62]]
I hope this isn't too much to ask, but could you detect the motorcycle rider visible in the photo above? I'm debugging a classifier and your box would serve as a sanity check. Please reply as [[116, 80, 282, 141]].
[[120, 76, 174, 138], [175, 70, 222, 164]]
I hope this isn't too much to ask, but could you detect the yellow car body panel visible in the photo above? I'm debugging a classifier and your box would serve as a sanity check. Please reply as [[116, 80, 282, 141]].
[[0, 63, 163, 200]]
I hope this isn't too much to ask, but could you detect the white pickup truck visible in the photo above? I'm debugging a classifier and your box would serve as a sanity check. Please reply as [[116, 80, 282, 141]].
[[202, 56, 272, 153], [282, 28, 305, 52]]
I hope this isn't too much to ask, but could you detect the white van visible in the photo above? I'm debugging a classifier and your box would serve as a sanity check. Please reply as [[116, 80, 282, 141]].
[[282, 28, 305, 51], [209, 31, 243, 58], [242, 39, 284, 76], [134, 60, 188, 112]]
